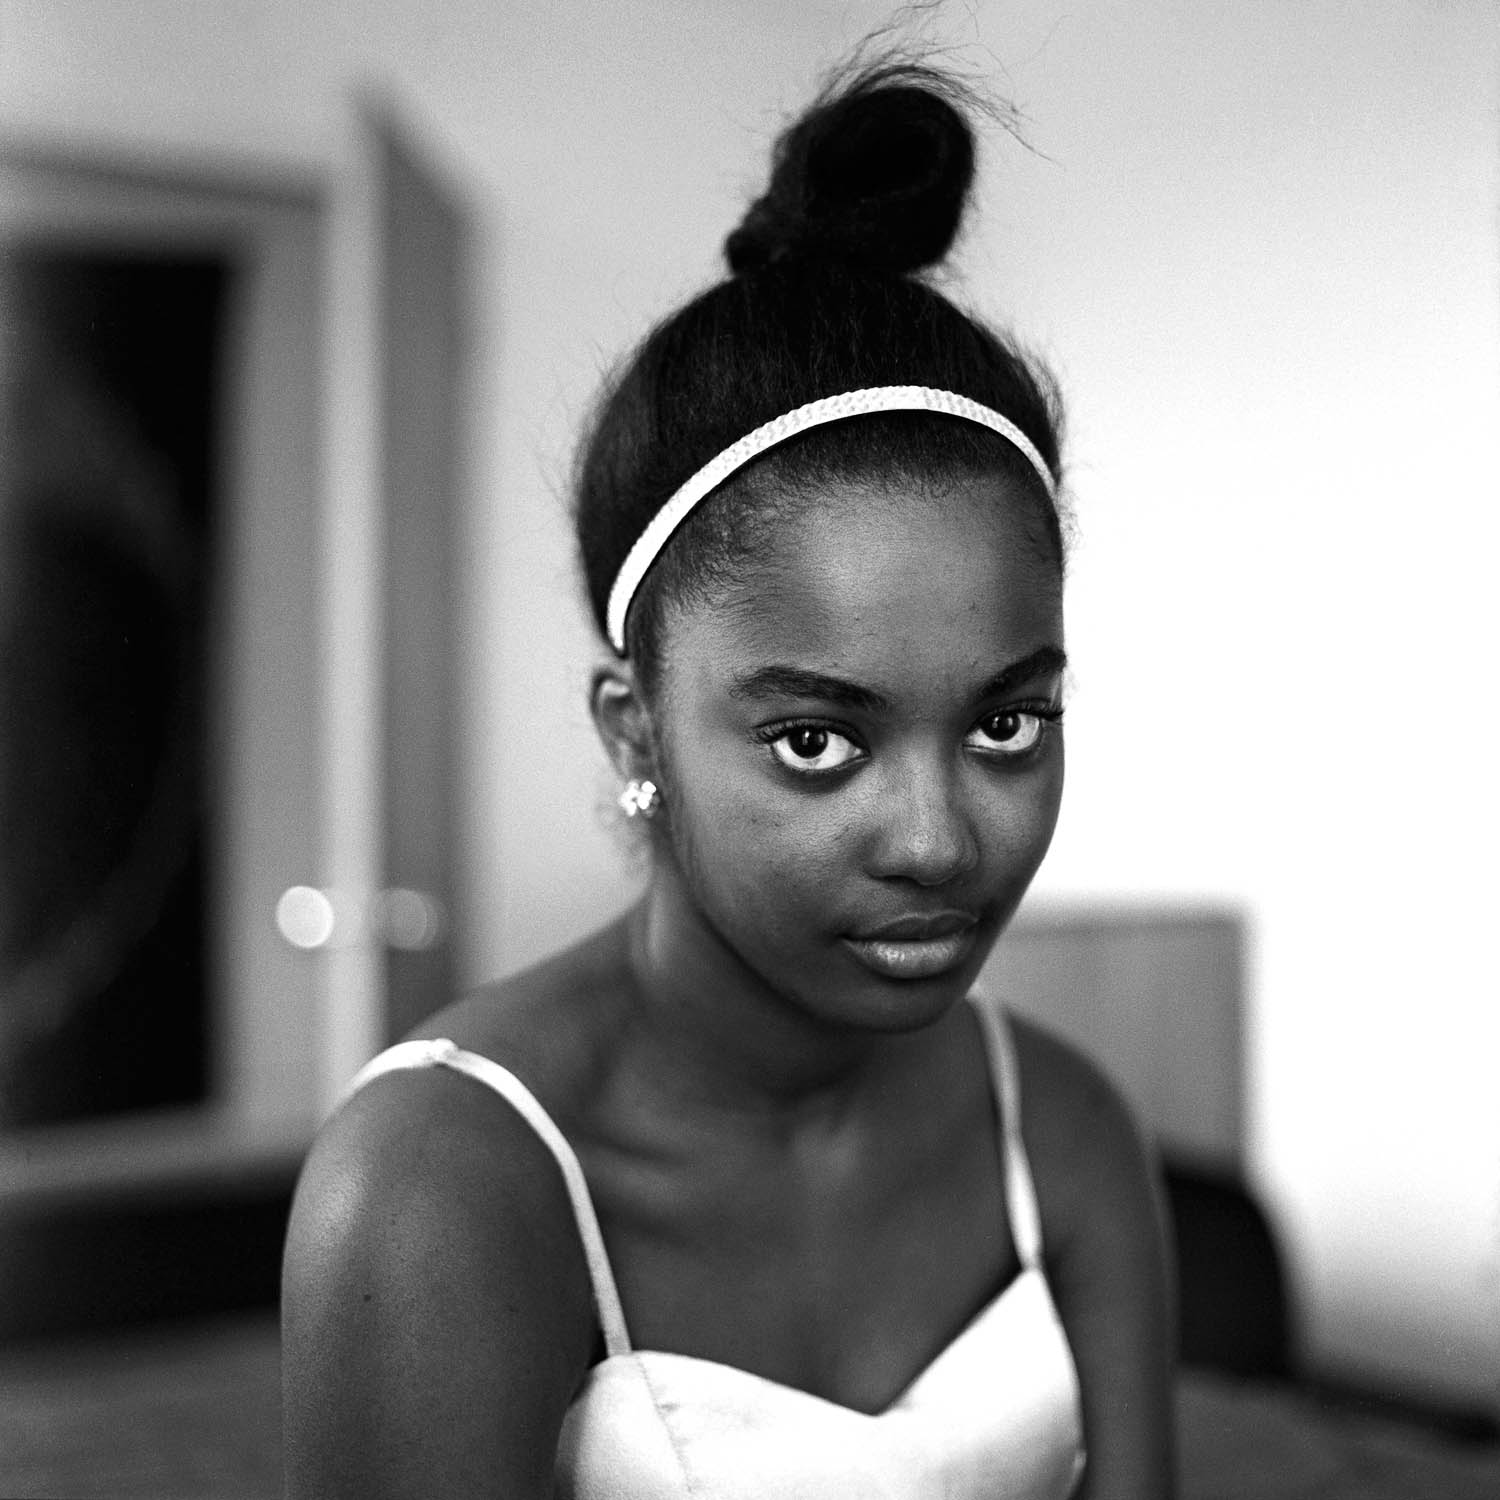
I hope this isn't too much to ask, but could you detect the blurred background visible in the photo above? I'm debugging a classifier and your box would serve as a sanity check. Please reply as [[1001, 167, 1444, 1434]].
[[0, 1, 1496, 1494]]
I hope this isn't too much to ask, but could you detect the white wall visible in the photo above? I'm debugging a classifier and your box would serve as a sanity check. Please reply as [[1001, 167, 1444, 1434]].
[[3, 0, 1495, 1409]]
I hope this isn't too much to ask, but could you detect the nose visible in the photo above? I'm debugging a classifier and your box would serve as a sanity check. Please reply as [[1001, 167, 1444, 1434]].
[[866, 757, 980, 887]]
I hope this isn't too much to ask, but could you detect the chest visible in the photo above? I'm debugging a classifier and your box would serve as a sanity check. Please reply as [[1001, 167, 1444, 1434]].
[[556, 1266, 1086, 1500], [578, 1075, 1016, 1413]]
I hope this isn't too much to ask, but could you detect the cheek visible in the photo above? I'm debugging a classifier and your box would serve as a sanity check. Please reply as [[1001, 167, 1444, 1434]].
[[687, 784, 839, 889], [1002, 747, 1065, 877], [664, 766, 850, 931]]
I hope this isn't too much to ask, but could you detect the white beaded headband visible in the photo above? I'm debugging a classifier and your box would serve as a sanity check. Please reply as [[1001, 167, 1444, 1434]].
[[604, 384, 1058, 653]]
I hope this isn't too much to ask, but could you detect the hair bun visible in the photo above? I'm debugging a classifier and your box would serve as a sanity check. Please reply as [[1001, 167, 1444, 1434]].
[[726, 65, 977, 277]]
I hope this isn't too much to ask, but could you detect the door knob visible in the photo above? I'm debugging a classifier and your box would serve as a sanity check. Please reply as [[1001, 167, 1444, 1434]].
[[275, 885, 338, 950], [375, 887, 445, 951], [276, 885, 445, 951]]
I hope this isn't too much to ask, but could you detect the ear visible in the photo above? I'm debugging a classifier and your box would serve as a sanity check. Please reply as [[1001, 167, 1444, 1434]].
[[589, 659, 659, 784]]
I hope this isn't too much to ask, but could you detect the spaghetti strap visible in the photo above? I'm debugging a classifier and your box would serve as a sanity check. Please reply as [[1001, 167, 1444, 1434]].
[[341, 1038, 633, 1357], [966, 995, 1045, 1271]]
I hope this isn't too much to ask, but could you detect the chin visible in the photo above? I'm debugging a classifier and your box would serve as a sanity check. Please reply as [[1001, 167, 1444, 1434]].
[[827, 962, 981, 1036], [863, 990, 966, 1035]]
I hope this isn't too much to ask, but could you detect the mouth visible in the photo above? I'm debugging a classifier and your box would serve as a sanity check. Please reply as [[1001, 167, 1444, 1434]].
[[842, 911, 979, 981]]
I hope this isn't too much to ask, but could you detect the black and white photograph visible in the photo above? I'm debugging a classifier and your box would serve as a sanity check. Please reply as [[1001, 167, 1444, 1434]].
[[0, 2, 1496, 1496]]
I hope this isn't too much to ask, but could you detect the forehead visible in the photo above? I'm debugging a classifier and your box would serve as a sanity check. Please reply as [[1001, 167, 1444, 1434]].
[[662, 474, 1063, 699]]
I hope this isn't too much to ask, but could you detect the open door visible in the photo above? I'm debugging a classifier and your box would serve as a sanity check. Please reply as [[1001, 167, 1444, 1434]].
[[0, 148, 326, 1150], [307, 97, 470, 1099], [0, 107, 468, 1333], [375, 107, 466, 1043], [0, 97, 470, 1149]]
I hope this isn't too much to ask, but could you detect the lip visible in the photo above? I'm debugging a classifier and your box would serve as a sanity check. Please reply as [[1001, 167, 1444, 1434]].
[[843, 912, 979, 981], [855, 911, 977, 942]]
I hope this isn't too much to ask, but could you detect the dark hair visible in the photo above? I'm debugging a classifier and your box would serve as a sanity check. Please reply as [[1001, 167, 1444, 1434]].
[[574, 62, 1066, 690]]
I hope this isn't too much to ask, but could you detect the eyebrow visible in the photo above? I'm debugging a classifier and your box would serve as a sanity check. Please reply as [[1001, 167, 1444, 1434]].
[[727, 645, 1068, 714], [972, 645, 1069, 704]]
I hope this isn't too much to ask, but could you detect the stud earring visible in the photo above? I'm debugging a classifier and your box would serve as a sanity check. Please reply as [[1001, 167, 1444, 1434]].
[[618, 778, 659, 819]]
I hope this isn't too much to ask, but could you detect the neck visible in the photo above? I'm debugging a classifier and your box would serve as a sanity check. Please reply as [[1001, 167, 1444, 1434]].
[[617, 871, 942, 1127]]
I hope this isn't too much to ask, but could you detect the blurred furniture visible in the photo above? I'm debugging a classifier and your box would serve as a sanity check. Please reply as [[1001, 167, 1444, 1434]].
[[1169, 1162, 1500, 1499], [983, 901, 1245, 1170], [1168, 1157, 1291, 1382]]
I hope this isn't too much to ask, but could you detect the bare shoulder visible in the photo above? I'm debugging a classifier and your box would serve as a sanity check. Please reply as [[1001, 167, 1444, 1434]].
[[282, 990, 608, 1496], [406, 916, 635, 1114], [1007, 1012, 1177, 1498], [1007, 1012, 1163, 1253]]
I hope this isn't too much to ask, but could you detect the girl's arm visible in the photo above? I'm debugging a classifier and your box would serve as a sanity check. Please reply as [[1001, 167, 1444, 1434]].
[[1016, 1020, 1178, 1500], [281, 1068, 596, 1499]]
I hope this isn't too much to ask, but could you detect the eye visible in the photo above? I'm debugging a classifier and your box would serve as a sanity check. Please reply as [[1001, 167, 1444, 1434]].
[[965, 707, 1057, 757], [767, 725, 864, 775]]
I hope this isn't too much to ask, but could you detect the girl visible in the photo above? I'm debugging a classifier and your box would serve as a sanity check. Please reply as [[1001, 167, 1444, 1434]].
[[283, 61, 1175, 1500]]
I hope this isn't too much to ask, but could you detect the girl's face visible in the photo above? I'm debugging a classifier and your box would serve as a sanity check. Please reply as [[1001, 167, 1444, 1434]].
[[648, 472, 1066, 1035]]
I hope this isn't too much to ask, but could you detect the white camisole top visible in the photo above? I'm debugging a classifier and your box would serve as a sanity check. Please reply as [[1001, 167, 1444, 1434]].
[[343, 993, 1086, 1499]]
